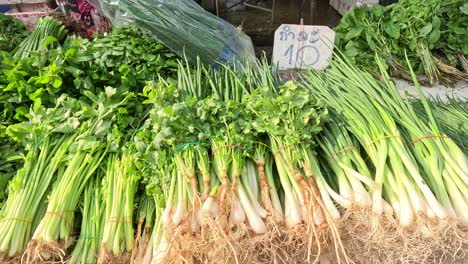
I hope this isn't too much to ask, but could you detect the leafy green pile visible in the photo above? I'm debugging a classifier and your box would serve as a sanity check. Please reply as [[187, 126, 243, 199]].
[[0, 21, 179, 213], [335, 0, 468, 85], [0, 25, 177, 125], [0, 14, 29, 52], [82, 26, 178, 92], [0, 17, 181, 262], [0, 24, 177, 154], [0, 12, 467, 264], [0, 142, 22, 207]]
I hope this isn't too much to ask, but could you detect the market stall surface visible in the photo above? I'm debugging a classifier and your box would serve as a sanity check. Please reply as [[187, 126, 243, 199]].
[[395, 80, 468, 101], [220, 0, 341, 59]]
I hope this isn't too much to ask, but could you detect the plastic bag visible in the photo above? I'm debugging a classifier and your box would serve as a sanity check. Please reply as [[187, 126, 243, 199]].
[[87, 0, 256, 67]]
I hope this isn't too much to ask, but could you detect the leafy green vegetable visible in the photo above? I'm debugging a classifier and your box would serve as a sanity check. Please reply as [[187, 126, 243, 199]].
[[0, 23, 180, 260], [0, 25, 177, 126], [334, 0, 468, 86], [0, 14, 29, 52]]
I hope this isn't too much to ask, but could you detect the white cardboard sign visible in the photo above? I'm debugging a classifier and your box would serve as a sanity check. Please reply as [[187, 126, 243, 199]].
[[272, 24, 335, 70]]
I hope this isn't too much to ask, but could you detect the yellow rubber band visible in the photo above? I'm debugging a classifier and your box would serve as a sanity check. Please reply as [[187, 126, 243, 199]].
[[408, 135, 449, 145], [46, 211, 73, 231], [0, 217, 32, 223], [330, 146, 355, 158], [106, 216, 133, 224], [273, 142, 306, 158], [366, 135, 402, 152]]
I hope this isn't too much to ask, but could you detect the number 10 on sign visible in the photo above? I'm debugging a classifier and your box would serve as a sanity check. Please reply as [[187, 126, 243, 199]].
[[272, 24, 335, 71]]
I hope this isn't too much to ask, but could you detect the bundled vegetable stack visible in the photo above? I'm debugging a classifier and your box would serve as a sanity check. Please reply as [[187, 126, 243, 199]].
[[0, 19, 177, 206], [412, 97, 468, 154], [136, 57, 467, 263], [138, 60, 353, 263], [303, 53, 467, 263], [0, 14, 467, 264], [335, 0, 468, 85], [0, 17, 179, 263], [69, 177, 104, 264], [2, 91, 130, 261]]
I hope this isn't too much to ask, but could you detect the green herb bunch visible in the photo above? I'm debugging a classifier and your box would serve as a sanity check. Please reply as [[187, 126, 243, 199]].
[[335, 0, 468, 85], [0, 14, 29, 52]]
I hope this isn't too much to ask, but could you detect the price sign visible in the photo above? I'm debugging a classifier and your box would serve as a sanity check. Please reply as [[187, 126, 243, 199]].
[[272, 24, 335, 70]]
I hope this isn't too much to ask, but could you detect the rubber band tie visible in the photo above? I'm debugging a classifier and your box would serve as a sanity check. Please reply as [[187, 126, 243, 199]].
[[330, 146, 355, 159], [211, 144, 244, 155], [0, 217, 32, 223], [385, 56, 396, 63], [173, 141, 202, 155], [107, 215, 133, 224], [46, 210, 74, 231], [408, 135, 450, 146], [366, 135, 402, 152], [273, 141, 306, 158]]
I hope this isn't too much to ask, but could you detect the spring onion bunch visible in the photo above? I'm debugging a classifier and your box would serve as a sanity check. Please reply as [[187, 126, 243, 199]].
[[412, 97, 468, 154], [14, 17, 67, 60], [246, 80, 353, 262], [142, 197, 166, 264], [144, 62, 268, 262], [303, 53, 467, 263], [317, 116, 379, 212], [315, 115, 396, 262], [375, 55, 467, 225], [132, 111, 176, 264]]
